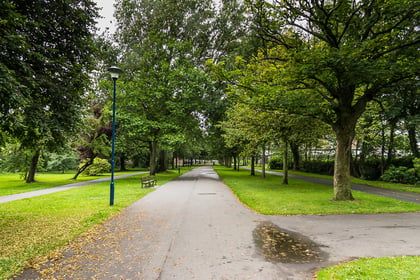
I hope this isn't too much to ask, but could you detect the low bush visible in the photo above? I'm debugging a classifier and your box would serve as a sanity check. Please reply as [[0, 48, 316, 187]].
[[82, 158, 111, 176], [301, 160, 334, 175], [390, 156, 415, 169], [270, 155, 417, 182], [381, 166, 418, 185], [352, 158, 383, 180], [268, 156, 283, 169], [414, 158, 420, 178]]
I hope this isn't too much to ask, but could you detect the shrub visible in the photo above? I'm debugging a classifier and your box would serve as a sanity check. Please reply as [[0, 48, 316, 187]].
[[353, 158, 383, 180], [82, 158, 111, 176], [390, 156, 414, 168], [381, 166, 418, 185], [46, 153, 78, 173], [301, 160, 334, 175], [413, 158, 420, 178], [268, 156, 283, 169]]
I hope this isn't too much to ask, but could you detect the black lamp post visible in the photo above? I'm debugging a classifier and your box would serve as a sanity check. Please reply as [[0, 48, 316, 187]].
[[108, 66, 122, 206]]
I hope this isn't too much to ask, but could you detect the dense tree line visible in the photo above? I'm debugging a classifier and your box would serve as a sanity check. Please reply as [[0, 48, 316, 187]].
[[111, 0, 250, 174], [212, 0, 419, 200], [0, 0, 418, 200]]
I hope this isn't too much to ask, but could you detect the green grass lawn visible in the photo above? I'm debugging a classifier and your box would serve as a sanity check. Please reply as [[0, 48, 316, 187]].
[[0, 168, 188, 280], [0, 169, 149, 196], [217, 167, 420, 215], [316, 256, 420, 279], [255, 167, 420, 194]]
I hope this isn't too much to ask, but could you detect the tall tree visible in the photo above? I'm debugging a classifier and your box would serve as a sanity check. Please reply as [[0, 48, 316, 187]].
[[1, 0, 99, 182], [202, 0, 256, 163], [247, 0, 419, 200], [115, 0, 216, 174]]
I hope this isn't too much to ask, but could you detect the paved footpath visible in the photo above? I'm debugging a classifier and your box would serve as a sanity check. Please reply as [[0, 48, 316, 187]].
[[15, 167, 420, 280], [0, 172, 147, 204]]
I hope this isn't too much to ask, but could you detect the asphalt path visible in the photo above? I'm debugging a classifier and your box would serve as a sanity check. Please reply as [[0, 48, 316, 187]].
[[0, 172, 147, 204], [244, 167, 420, 204], [15, 166, 420, 280]]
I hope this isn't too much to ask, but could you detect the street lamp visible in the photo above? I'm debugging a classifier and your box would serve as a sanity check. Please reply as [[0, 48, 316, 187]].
[[108, 66, 122, 206]]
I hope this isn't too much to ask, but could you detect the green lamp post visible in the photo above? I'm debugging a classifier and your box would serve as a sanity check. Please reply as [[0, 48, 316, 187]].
[[108, 66, 122, 206]]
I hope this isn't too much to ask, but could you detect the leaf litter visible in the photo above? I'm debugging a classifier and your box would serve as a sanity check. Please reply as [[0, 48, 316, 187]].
[[13, 211, 153, 279]]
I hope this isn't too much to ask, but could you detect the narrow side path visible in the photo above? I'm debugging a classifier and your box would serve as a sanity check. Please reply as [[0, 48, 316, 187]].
[[0, 172, 147, 204], [243, 167, 420, 204]]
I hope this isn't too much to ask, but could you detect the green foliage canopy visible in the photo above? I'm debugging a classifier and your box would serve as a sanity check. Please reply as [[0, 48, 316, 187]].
[[0, 0, 99, 149], [243, 0, 419, 200]]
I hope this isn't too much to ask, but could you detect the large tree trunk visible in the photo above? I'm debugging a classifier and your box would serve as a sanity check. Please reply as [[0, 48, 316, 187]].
[[251, 156, 255, 176], [331, 88, 369, 201], [172, 153, 176, 169], [380, 119, 386, 175], [120, 153, 126, 171], [406, 122, 419, 158], [282, 140, 289, 185], [158, 150, 168, 172], [225, 156, 232, 168], [237, 156, 240, 171], [333, 127, 355, 200], [352, 140, 361, 178], [357, 141, 367, 179], [149, 141, 158, 175], [261, 144, 266, 178], [387, 121, 396, 165], [26, 149, 40, 183], [290, 141, 300, 171]]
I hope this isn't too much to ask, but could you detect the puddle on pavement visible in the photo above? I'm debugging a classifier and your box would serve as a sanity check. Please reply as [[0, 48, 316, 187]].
[[253, 221, 325, 264]]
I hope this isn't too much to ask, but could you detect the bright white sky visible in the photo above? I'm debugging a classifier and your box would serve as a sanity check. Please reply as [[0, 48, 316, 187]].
[[93, 0, 222, 34], [94, 0, 117, 34]]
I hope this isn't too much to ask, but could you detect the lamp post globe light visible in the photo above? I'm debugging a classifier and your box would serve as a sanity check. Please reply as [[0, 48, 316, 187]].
[[108, 66, 122, 206]]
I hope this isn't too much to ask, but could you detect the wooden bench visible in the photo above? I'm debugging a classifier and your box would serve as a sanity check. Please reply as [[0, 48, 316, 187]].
[[141, 175, 157, 188]]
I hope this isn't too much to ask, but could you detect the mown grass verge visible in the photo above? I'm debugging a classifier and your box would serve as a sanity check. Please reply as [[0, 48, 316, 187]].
[[316, 256, 420, 279], [0, 169, 149, 196], [269, 168, 420, 194], [0, 168, 188, 279], [216, 167, 420, 215]]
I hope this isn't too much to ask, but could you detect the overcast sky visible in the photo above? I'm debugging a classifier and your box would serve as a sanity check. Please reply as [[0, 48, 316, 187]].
[[94, 0, 117, 34], [93, 0, 222, 34]]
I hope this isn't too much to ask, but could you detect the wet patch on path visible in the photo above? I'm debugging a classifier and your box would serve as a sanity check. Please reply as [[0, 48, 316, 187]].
[[253, 221, 327, 264]]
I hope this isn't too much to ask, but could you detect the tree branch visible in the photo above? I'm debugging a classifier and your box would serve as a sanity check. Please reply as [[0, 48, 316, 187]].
[[371, 8, 419, 39], [372, 39, 420, 60]]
